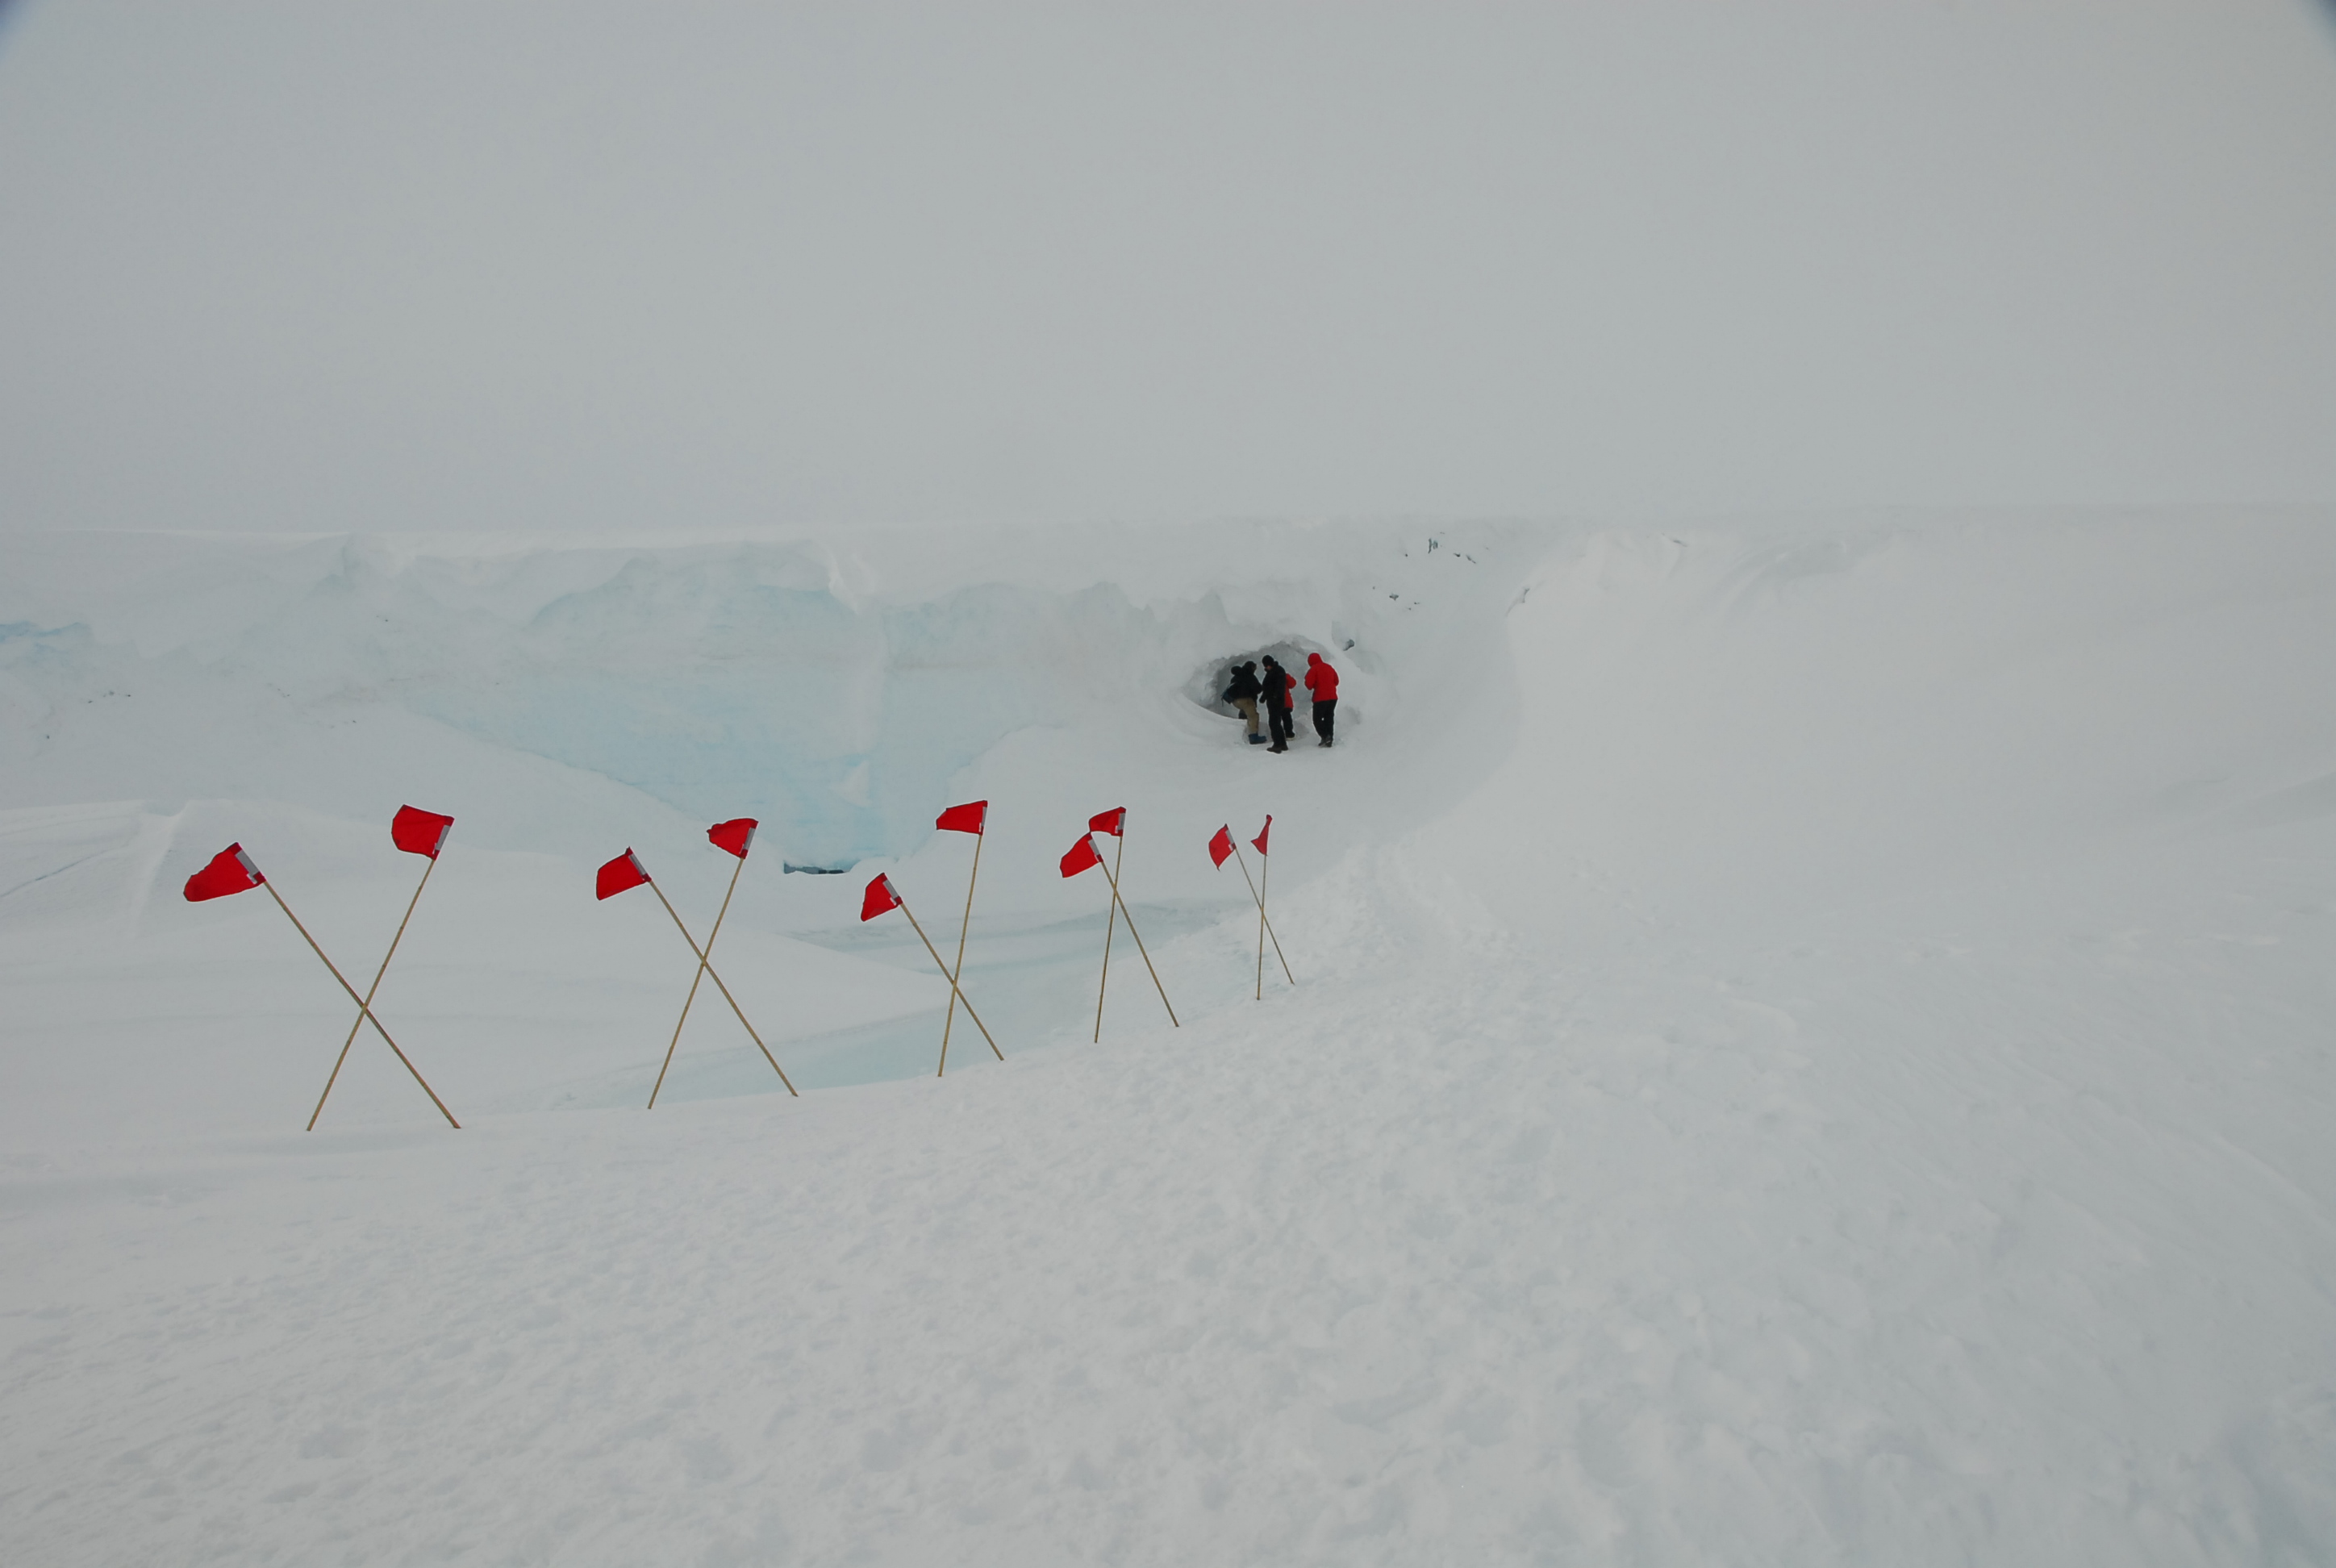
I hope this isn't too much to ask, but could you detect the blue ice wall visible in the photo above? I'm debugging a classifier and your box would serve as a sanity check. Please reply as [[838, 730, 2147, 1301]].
[[0, 524, 1535, 865], [398, 569, 1157, 864]]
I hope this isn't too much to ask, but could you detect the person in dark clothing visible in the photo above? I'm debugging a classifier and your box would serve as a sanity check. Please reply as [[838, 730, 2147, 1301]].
[[1258, 655, 1296, 753], [1221, 661, 1266, 744], [1304, 652, 1339, 747]]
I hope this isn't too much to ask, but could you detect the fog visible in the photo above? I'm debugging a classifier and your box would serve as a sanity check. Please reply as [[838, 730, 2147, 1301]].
[[2, 0, 2334, 533]]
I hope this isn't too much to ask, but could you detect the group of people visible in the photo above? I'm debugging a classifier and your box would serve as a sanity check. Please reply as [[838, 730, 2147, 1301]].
[[1221, 652, 1338, 753]]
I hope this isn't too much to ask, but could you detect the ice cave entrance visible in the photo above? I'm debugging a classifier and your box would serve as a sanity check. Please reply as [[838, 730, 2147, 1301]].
[[1184, 640, 1345, 721]]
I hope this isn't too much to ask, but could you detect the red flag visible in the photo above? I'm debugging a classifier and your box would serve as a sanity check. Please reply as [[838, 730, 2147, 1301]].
[[390, 805, 455, 860], [1208, 825, 1234, 868], [184, 844, 265, 902], [1060, 834, 1103, 878], [936, 800, 987, 836], [707, 817, 757, 859], [1088, 807, 1125, 837], [596, 849, 651, 900], [861, 873, 902, 921], [1252, 815, 1272, 856]]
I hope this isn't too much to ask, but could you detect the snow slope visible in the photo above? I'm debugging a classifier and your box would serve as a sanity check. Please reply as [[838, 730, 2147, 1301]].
[[3, 514, 2334, 1564]]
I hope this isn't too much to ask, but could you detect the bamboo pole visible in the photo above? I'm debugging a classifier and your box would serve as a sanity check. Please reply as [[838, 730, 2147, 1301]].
[[648, 851, 745, 1109], [1097, 847, 1178, 1028], [644, 878, 797, 1097], [264, 882, 459, 1129], [1256, 845, 1270, 1001], [307, 854, 439, 1130], [938, 828, 986, 1077], [1230, 845, 1295, 987], [893, 893, 1003, 1061], [1091, 832, 1120, 1044]]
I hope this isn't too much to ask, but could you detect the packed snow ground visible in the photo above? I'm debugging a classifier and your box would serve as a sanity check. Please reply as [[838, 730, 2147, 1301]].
[[2, 515, 2334, 1565]]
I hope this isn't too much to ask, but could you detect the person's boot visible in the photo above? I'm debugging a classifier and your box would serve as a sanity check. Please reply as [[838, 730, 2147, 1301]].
[[1248, 733, 1266, 745]]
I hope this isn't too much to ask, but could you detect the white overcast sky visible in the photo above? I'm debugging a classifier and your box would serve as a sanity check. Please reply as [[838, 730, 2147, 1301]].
[[2, 1, 2334, 532]]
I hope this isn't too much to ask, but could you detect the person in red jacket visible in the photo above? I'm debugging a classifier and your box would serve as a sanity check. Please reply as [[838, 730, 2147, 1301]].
[[1304, 653, 1340, 748]]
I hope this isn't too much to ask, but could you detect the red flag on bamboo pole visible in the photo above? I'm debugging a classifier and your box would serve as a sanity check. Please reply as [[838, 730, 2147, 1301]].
[[707, 817, 757, 859], [597, 849, 651, 900], [184, 844, 265, 901], [1089, 807, 1125, 837], [861, 873, 903, 921], [936, 799, 987, 835], [1208, 825, 1234, 868], [1253, 815, 1272, 856], [1061, 834, 1103, 878], [390, 806, 454, 860]]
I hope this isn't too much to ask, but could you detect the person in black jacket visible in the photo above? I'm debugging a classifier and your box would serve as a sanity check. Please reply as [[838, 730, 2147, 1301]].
[[1221, 661, 1266, 744], [1258, 655, 1296, 753]]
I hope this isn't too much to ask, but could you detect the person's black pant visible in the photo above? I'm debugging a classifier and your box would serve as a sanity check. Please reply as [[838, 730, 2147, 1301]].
[[1312, 699, 1336, 744], [1266, 703, 1294, 747]]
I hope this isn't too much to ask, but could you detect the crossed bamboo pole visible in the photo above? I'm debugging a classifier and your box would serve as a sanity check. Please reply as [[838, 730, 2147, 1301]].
[[307, 855, 446, 1129], [1226, 842, 1294, 997], [647, 850, 756, 1108], [642, 874, 796, 1100], [886, 885, 1003, 1067], [265, 882, 460, 1129], [1090, 832, 1177, 1030], [1257, 844, 1270, 1000], [1092, 830, 1123, 1042], [938, 828, 987, 1077]]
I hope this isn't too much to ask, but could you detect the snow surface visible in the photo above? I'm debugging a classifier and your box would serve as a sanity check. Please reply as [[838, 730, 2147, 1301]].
[[3, 515, 2334, 1563]]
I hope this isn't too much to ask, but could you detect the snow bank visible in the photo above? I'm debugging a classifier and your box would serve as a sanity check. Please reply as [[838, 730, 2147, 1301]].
[[1428, 511, 2336, 946]]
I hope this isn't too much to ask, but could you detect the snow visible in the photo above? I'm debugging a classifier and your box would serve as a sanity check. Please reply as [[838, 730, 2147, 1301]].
[[4, 514, 2334, 1563]]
